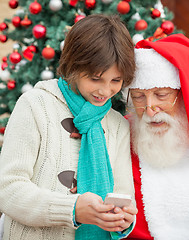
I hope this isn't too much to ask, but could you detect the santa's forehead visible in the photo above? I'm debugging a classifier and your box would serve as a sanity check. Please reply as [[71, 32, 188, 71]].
[[130, 87, 178, 93]]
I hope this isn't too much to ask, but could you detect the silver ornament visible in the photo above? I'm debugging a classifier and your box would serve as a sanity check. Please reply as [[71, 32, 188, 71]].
[[15, 9, 25, 15], [101, 0, 113, 4], [0, 69, 11, 82], [131, 12, 141, 21], [60, 40, 65, 51], [13, 43, 20, 50], [49, 0, 63, 11], [41, 69, 54, 80], [15, 60, 27, 71]]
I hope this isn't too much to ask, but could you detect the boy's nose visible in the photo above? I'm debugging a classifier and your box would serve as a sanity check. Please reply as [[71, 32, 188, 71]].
[[98, 85, 111, 96]]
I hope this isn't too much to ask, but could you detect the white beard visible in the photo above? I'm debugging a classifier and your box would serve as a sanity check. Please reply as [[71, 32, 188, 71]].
[[131, 108, 189, 168]]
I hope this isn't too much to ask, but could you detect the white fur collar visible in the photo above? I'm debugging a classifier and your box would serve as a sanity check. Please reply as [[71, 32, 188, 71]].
[[139, 150, 189, 240]]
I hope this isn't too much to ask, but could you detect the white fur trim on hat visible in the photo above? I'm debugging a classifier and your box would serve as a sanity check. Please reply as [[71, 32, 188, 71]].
[[129, 48, 181, 89]]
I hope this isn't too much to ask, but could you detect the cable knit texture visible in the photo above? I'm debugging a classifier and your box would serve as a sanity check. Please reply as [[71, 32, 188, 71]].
[[0, 79, 135, 240]]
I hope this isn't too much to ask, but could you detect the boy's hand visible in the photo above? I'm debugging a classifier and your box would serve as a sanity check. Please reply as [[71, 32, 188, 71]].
[[113, 203, 138, 231], [75, 192, 128, 232]]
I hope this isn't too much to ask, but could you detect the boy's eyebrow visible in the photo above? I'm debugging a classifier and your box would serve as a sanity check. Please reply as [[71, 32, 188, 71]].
[[92, 75, 101, 78]]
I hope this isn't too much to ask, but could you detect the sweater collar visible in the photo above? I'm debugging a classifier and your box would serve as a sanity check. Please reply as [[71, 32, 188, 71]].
[[34, 79, 67, 105]]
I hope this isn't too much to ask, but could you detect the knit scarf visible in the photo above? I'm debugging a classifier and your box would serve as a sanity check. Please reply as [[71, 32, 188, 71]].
[[58, 78, 114, 240]]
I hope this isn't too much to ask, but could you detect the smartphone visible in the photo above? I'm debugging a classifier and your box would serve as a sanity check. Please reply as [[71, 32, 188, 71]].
[[104, 193, 132, 208]]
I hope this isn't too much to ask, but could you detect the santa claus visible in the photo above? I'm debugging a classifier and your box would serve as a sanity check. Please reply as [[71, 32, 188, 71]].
[[125, 34, 189, 240]]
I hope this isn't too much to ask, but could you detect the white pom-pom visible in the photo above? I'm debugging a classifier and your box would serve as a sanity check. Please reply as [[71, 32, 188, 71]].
[[21, 83, 33, 93], [132, 34, 144, 45]]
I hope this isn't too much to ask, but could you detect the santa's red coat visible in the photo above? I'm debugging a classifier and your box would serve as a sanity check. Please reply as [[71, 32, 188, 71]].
[[126, 150, 153, 240]]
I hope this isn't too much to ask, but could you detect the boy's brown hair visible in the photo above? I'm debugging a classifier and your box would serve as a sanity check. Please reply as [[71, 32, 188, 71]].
[[57, 14, 135, 90]]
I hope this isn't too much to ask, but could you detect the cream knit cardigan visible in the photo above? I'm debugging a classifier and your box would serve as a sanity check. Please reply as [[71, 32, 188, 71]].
[[0, 79, 134, 240]]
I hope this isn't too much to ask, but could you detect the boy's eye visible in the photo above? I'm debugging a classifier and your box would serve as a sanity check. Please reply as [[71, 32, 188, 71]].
[[91, 77, 100, 81], [112, 79, 121, 82]]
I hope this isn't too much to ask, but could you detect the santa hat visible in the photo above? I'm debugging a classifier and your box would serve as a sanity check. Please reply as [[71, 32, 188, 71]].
[[129, 33, 189, 121], [130, 48, 181, 90]]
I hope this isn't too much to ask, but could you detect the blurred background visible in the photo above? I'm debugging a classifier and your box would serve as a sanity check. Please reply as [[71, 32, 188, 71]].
[[162, 0, 189, 37], [0, 0, 16, 60], [0, 0, 189, 60]]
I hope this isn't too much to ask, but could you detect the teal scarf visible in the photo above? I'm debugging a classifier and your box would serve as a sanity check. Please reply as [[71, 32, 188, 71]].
[[58, 78, 114, 240]]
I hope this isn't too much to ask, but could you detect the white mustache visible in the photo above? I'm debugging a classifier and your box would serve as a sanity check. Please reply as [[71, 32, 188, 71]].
[[142, 112, 176, 126]]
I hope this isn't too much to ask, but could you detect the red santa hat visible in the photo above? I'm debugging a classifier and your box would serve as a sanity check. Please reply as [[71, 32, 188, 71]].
[[129, 34, 189, 121]]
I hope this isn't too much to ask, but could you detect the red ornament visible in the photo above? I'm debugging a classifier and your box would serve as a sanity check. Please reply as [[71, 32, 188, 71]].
[[32, 24, 46, 39], [29, 1, 42, 14], [123, 0, 131, 2], [42, 46, 55, 60], [145, 27, 167, 42], [161, 20, 174, 34], [85, 0, 96, 9], [0, 22, 8, 31], [1, 62, 8, 70], [23, 48, 34, 61], [151, 8, 161, 19], [74, 15, 86, 23], [0, 35, 8, 43], [20, 16, 32, 27], [28, 45, 37, 53], [9, 51, 22, 64], [2, 56, 7, 62], [0, 127, 5, 134], [9, 0, 18, 9], [69, 0, 79, 7], [135, 19, 148, 31], [7, 80, 16, 90], [12, 16, 21, 27], [23, 45, 37, 61], [117, 1, 130, 14]]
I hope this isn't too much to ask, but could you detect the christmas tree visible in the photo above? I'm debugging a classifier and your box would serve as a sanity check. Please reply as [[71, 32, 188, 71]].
[[0, 0, 181, 138]]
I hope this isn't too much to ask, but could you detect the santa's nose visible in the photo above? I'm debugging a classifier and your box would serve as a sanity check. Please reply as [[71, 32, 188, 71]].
[[145, 105, 158, 117]]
